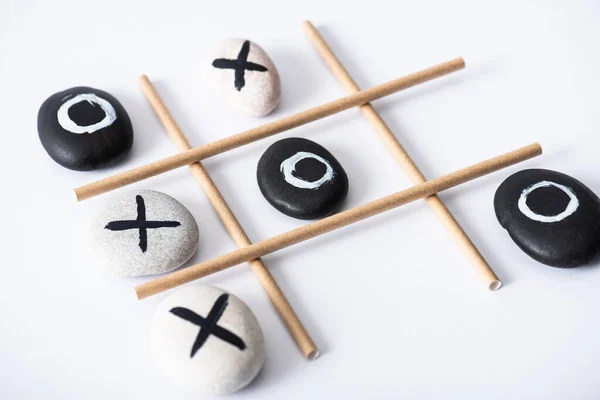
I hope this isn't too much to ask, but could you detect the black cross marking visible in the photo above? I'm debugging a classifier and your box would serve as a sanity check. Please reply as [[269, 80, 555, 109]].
[[170, 294, 246, 357], [212, 40, 268, 91], [104, 195, 181, 253]]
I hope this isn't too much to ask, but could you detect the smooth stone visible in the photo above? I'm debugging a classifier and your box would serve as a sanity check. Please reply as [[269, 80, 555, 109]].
[[37, 86, 133, 171], [257, 137, 349, 220], [203, 38, 281, 117], [90, 190, 199, 276], [151, 285, 265, 395], [494, 168, 600, 268]]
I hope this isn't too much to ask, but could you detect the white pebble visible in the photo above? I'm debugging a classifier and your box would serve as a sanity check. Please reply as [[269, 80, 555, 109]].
[[90, 190, 199, 276], [150, 285, 265, 395], [202, 38, 281, 117]]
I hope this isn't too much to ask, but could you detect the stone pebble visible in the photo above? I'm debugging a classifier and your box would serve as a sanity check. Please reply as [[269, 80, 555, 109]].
[[90, 190, 199, 276], [150, 285, 265, 395], [257, 137, 349, 220], [494, 168, 600, 268], [202, 38, 281, 117], [38, 86, 133, 171]]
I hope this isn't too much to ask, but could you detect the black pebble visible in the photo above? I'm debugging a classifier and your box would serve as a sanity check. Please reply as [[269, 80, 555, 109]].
[[494, 168, 600, 268], [37, 86, 133, 171], [257, 138, 349, 220]]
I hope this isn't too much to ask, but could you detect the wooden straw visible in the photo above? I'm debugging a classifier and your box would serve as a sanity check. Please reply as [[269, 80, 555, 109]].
[[138, 76, 319, 360], [75, 58, 465, 201], [135, 143, 542, 300], [301, 21, 501, 291]]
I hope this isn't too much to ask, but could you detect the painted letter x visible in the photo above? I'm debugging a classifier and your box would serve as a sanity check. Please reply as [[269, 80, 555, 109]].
[[212, 40, 268, 91], [170, 293, 246, 357]]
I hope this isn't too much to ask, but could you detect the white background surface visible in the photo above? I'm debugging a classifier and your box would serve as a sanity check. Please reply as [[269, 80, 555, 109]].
[[1, 1, 600, 398]]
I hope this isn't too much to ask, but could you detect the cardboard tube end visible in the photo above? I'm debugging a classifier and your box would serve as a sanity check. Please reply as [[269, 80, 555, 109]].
[[306, 349, 320, 361], [301, 20, 314, 32], [134, 286, 145, 301], [74, 189, 84, 202]]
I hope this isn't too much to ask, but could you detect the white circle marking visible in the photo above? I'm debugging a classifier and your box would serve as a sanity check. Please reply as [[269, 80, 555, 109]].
[[57, 93, 117, 134], [518, 180, 579, 223], [280, 151, 335, 190]]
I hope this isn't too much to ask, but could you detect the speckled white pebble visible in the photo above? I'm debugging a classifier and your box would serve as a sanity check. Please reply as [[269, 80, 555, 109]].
[[90, 190, 199, 276], [151, 285, 265, 395], [203, 38, 281, 117]]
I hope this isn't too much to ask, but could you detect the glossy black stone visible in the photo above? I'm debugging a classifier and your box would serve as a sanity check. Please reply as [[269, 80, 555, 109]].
[[37, 86, 133, 171], [257, 138, 349, 220], [494, 169, 600, 268]]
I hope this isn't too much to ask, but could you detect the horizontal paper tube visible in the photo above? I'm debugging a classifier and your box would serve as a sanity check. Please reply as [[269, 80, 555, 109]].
[[135, 143, 542, 300], [75, 57, 465, 201]]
